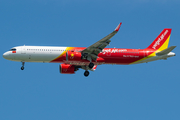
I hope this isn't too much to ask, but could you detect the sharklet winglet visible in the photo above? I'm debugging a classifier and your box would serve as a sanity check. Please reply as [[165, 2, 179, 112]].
[[114, 22, 122, 32]]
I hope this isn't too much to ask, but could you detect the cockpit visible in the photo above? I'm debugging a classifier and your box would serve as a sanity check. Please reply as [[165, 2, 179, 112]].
[[10, 48, 16, 51]]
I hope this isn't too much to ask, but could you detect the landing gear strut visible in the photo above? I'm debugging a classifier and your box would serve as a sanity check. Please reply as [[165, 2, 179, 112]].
[[84, 71, 89, 77], [21, 62, 25, 70]]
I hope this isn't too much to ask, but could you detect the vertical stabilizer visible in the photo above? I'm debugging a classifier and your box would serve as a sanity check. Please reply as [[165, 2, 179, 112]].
[[146, 29, 172, 51]]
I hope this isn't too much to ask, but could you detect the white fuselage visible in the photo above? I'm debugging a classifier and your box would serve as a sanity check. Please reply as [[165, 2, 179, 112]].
[[3, 46, 68, 63]]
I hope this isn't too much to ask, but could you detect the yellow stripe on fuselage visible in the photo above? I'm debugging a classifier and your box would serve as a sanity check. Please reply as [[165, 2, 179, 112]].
[[51, 47, 74, 61]]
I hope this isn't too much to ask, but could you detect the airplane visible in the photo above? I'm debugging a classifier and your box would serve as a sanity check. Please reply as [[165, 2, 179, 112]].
[[3, 23, 176, 77]]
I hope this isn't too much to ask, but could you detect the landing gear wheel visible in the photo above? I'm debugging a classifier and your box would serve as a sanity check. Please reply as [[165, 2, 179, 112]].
[[88, 62, 94, 69], [21, 66, 24, 70], [21, 62, 25, 70], [84, 71, 89, 77]]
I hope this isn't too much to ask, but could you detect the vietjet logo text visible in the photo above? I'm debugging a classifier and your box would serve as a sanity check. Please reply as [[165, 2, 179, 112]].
[[152, 30, 168, 49]]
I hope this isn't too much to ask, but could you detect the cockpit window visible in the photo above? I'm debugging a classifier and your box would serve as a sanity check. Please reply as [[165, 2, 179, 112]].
[[10, 48, 16, 51]]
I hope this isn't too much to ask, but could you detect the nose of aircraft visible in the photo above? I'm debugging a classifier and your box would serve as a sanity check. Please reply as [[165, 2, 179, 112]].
[[3, 52, 9, 59]]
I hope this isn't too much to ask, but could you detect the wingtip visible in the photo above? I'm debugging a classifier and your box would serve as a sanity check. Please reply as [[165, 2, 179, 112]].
[[115, 22, 122, 31]]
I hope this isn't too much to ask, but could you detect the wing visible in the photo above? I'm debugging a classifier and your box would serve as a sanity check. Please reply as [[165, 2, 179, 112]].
[[81, 22, 122, 61]]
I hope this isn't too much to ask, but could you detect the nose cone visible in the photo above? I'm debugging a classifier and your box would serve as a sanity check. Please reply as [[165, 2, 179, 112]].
[[3, 52, 9, 59]]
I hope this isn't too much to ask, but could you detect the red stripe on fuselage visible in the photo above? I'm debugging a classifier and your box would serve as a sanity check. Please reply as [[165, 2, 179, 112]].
[[50, 47, 155, 65]]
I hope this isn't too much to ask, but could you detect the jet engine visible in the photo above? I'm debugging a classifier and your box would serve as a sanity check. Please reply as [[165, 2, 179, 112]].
[[59, 64, 75, 74]]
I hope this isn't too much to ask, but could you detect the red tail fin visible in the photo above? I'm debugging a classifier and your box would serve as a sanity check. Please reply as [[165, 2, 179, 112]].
[[146, 29, 172, 51]]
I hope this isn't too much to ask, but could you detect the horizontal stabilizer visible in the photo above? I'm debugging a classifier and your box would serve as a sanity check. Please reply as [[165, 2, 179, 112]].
[[156, 46, 176, 56]]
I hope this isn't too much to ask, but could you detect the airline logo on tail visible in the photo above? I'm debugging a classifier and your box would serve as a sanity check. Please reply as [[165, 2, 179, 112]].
[[146, 28, 171, 51], [152, 30, 168, 49]]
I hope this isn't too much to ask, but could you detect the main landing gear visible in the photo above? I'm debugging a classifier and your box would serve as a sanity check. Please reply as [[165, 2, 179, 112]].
[[84, 70, 89, 77], [83, 62, 95, 77], [21, 62, 25, 70], [84, 62, 94, 77], [88, 62, 94, 69]]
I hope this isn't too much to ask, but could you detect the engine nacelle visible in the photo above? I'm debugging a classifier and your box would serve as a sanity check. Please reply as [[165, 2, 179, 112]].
[[59, 64, 75, 74], [66, 51, 82, 61]]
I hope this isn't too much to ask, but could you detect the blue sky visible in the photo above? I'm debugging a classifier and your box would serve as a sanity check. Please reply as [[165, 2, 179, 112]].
[[0, 0, 180, 120]]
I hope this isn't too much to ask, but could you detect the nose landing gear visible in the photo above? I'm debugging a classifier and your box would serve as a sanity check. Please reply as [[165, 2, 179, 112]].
[[21, 62, 25, 70]]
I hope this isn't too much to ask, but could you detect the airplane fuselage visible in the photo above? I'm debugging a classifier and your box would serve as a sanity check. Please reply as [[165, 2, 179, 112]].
[[3, 46, 175, 65]]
